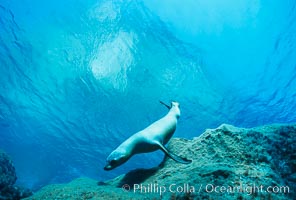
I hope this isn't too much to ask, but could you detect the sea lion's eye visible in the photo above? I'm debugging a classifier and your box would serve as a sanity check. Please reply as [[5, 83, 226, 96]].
[[110, 160, 117, 165]]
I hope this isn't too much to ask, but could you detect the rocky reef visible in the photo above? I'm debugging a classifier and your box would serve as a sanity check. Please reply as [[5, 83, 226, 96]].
[[0, 150, 32, 200], [26, 124, 295, 199]]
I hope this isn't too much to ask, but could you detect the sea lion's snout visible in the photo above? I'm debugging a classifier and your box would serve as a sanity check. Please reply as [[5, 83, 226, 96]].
[[104, 164, 113, 171]]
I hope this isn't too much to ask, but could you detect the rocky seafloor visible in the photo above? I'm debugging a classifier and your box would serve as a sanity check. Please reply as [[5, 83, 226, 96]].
[[25, 124, 295, 200]]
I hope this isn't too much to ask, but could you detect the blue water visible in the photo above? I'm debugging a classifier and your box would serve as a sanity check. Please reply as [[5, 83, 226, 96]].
[[0, 0, 295, 190]]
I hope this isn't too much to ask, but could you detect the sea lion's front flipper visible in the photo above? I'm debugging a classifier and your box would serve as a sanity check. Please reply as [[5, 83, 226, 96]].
[[157, 142, 192, 164]]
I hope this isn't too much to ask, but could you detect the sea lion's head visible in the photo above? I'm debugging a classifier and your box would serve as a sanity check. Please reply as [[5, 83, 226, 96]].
[[104, 149, 130, 171]]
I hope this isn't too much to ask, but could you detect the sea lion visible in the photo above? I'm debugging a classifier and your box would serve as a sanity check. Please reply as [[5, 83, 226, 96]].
[[104, 101, 191, 170]]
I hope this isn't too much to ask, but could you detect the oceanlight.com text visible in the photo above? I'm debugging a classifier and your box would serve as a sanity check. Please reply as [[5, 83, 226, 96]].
[[121, 183, 290, 196]]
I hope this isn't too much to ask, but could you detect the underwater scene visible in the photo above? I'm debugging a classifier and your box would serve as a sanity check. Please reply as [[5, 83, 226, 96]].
[[0, 0, 296, 199]]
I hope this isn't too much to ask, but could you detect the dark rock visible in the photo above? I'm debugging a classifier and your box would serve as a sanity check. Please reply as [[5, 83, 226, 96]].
[[26, 124, 296, 199], [0, 150, 32, 199], [0, 185, 33, 200], [0, 150, 17, 189]]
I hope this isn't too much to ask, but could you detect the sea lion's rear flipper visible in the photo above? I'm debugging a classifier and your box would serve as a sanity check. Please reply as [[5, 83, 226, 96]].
[[157, 142, 192, 164], [159, 101, 171, 110]]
